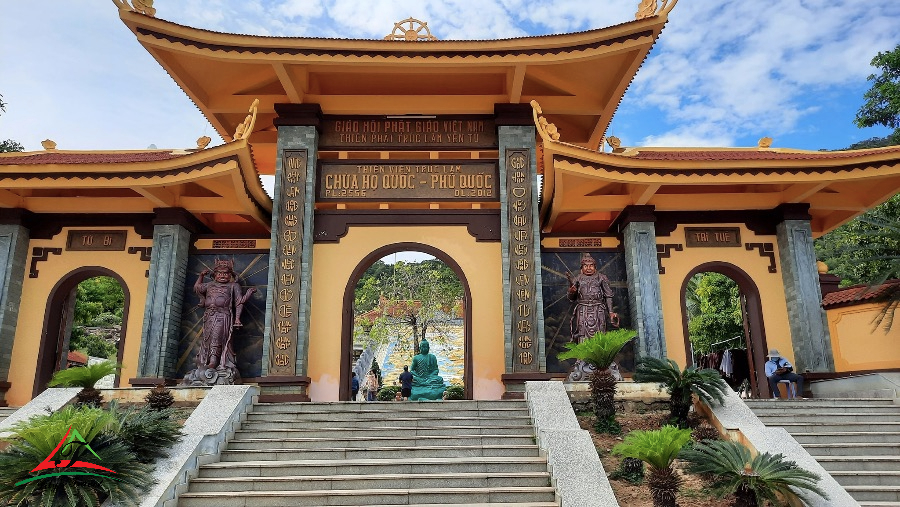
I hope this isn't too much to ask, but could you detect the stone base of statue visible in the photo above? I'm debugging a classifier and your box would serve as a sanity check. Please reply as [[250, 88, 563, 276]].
[[410, 381, 446, 401], [567, 360, 622, 382], [182, 366, 240, 386]]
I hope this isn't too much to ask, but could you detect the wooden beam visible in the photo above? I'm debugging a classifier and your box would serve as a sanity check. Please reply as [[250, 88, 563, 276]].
[[782, 182, 829, 203], [508, 64, 526, 103], [273, 62, 303, 103], [0, 188, 22, 207], [22, 197, 153, 213], [629, 183, 660, 205], [133, 186, 178, 208]]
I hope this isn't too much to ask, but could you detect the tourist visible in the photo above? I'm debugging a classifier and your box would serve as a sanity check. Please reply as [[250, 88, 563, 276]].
[[364, 370, 379, 401], [394, 390, 403, 401], [398, 365, 413, 401], [350, 372, 359, 401], [764, 349, 804, 399]]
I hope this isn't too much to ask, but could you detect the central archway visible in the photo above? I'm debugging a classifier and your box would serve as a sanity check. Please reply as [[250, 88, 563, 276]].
[[340, 242, 473, 400], [680, 261, 771, 398]]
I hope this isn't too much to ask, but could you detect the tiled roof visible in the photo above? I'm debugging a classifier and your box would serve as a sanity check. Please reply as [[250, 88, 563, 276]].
[[67, 351, 88, 364], [822, 279, 900, 308], [628, 146, 900, 162], [0, 151, 185, 165]]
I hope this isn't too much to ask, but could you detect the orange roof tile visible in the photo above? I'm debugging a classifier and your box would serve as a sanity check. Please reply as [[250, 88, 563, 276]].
[[822, 279, 900, 308], [1, 151, 185, 165]]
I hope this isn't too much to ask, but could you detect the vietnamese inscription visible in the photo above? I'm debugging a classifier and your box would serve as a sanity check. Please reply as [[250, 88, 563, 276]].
[[319, 116, 497, 150], [318, 162, 499, 201]]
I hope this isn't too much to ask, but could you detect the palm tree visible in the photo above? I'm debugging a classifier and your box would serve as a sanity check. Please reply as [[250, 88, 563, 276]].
[[679, 440, 828, 507], [47, 361, 121, 406], [612, 425, 693, 507], [557, 328, 635, 432], [633, 356, 730, 428]]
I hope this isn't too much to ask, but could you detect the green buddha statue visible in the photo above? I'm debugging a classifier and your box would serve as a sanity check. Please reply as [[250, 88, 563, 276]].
[[410, 338, 446, 401]]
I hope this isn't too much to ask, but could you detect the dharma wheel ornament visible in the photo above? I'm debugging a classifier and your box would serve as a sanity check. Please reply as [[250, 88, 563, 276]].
[[384, 18, 438, 41]]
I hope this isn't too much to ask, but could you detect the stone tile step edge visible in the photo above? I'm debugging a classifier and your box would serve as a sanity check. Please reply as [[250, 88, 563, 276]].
[[190, 472, 551, 482], [179, 487, 557, 497], [201, 456, 548, 468]]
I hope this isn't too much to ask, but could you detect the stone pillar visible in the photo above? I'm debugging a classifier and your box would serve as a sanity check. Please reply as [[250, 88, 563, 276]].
[[616, 206, 666, 359], [775, 204, 834, 372], [496, 104, 546, 391], [0, 211, 31, 406], [134, 208, 201, 384], [259, 104, 319, 401]]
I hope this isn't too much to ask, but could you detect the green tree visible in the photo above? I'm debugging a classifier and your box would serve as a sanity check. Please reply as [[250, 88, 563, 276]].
[[73, 277, 125, 325], [855, 44, 900, 140], [612, 426, 693, 507], [680, 440, 827, 507], [0, 94, 24, 153], [686, 273, 742, 354]]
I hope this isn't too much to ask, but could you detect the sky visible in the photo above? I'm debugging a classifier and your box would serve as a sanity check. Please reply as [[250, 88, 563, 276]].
[[2, 0, 899, 157]]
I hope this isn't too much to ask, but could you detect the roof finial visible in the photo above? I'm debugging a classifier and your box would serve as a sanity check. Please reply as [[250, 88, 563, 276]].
[[112, 0, 156, 17], [530, 100, 561, 142], [232, 99, 259, 142], [41, 139, 57, 150], [635, 0, 678, 19], [384, 18, 438, 41], [758, 137, 773, 149]]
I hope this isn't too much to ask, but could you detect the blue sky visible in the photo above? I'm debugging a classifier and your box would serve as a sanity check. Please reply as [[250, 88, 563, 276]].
[[1, 0, 898, 156]]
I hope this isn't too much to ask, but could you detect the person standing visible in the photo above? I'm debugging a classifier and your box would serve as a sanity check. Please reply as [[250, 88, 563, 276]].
[[764, 349, 805, 399], [350, 372, 360, 401], [398, 365, 413, 401], [365, 370, 379, 401]]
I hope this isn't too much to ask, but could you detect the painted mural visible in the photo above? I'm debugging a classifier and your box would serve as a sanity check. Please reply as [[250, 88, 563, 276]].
[[177, 253, 269, 380], [541, 250, 633, 374]]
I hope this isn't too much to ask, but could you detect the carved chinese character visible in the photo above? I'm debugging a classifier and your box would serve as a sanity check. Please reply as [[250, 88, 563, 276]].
[[514, 243, 528, 256], [82, 235, 93, 246], [283, 229, 298, 242], [513, 215, 527, 227], [278, 304, 294, 318], [284, 214, 298, 227], [517, 303, 531, 317], [282, 244, 297, 256], [279, 288, 294, 302], [273, 353, 291, 367], [286, 171, 301, 184], [512, 200, 526, 212], [281, 273, 295, 286], [286, 186, 301, 197], [275, 336, 291, 350], [514, 229, 528, 242], [515, 273, 530, 287], [516, 288, 531, 301], [517, 320, 531, 333], [281, 258, 295, 270], [277, 320, 292, 334], [512, 171, 526, 184], [515, 258, 530, 271], [103, 235, 113, 246], [285, 200, 300, 212], [509, 153, 527, 170], [518, 351, 534, 365], [518, 335, 532, 349]]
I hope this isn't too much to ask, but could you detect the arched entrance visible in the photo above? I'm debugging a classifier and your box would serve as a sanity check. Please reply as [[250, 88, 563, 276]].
[[340, 242, 473, 400], [33, 267, 130, 397], [680, 262, 771, 398]]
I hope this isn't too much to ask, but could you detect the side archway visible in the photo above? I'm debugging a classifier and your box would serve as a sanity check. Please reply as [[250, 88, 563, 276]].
[[33, 267, 130, 397], [340, 242, 473, 400], [680, 262, 771, 398]]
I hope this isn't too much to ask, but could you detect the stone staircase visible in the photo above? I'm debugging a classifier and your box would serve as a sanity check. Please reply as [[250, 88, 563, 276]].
[[177, 400, 560, 507], [0, 407, 18, 424], [746, 398, 900, 507]]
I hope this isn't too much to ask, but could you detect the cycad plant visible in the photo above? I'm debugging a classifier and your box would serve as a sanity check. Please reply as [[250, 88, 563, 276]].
[[0, 405, 154, 506], [47, 361, 121, 407], [679, 439, 827, 507], [612, 425, 693, 507], [557, 328, 635, 432], [633, 356, 730, 428]]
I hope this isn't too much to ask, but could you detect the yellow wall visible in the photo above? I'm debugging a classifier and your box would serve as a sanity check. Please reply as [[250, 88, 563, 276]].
[[6, 228, 151, 406], [657, 224, 795, 367], [308, 225, 505, 401], [827, 303, 900, 371]]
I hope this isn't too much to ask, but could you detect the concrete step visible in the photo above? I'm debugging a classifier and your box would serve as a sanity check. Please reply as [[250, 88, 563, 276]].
[[177, 486, 559, 507], [753, 412, 900, 423], [791, 432, 900, 445], [244, 408, 531, 420], [227, 434, 536, 450], [188, 471, 552, 492], [253, 400, 527, 412], [844, 486, 900, 503], [813, 456, 900, 472], [746, 404, 900, 415], [240, 416, 532, 430], [219, 444, 542, 462], [798, 442, 900, 456], [233, 425, 536, 439], [198, 457, 552, 478], [759, 422, 900, 433], [829, 471, 900, 487], [744, 398, 898, 408], [858, 502, 900, 507]]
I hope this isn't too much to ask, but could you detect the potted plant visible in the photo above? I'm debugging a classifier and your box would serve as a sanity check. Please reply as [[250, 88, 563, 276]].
[[557, 328, 635, 433], [633, 356, 729, 428]]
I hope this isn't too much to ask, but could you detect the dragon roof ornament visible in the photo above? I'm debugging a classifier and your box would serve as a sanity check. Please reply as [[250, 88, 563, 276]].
[[530, 100, 561, 143], [112, 0, 156, 17], [232, 99, 259, 142], [635, 0, 678, 20]]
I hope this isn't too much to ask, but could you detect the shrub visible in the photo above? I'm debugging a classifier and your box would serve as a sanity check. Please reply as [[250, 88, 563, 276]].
[[145, 384, 175, 411], [89, 312, 122, 327], [608, 456, 644, 485], [633, 357, 730, 428], [0, 405, 154, 506], [613, 425, 693, 507], [377, 385, 400, 401], [47, 361, 122, 407], [444, 384, 464, 400], [69, 328, 117, 359], [107, 402, 183, 463]]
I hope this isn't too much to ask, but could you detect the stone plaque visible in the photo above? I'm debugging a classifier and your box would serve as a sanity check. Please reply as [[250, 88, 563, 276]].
[[212, 239, 257, 249], [269, 150, 306, 375], [317, 161, 499, 201], [506, 149, 539, 372], [65, 230, 127, 251], [685, 227, 742, 247], [319, 116, 497, 150], [558, 238, 604, 249]]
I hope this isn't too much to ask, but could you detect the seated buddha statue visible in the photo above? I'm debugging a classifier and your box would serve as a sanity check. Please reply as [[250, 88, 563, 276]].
[[410, 338, 446, 401]]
